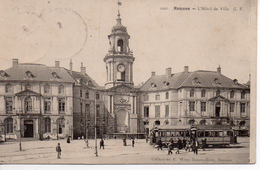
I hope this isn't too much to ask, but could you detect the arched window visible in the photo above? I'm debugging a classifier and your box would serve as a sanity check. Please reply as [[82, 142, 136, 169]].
[[117, 39, 123, 52], [199, 119, 206, 125], [5, 84, 12, 93], [201, 89, 206, 97], [45, 118, 51, 133], [230, 90, 234, 98], [25, 84, 31, 90], [190, 89, 194, 97], [44, 84, 50, 93], [58, 85, 64, 94], [188, 119, 195, 125], [5, 118, 13, 133], [25, 97, 32, 112], [155, 120, 160, 125]]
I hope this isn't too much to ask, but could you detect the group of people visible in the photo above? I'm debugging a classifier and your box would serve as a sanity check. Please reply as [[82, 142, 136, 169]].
[[156, 137, 207, 155]]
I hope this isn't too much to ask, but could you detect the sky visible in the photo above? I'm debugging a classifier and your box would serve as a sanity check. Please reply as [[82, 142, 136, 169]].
[[0, 0, 256, 86]]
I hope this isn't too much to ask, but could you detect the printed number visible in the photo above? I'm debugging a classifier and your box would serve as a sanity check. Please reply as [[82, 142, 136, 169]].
[[160, 7, 168, 10]]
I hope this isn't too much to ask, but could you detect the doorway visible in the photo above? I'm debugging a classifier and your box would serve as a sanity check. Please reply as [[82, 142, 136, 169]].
[[24, 120, 33, 137], [215, 102, 221, 117]]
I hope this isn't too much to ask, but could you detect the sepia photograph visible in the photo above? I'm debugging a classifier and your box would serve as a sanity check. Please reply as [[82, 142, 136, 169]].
[[0, 0, 257, 166]]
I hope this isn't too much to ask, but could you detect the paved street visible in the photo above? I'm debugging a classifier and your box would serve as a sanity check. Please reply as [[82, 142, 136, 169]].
[[0, 137, 249, 164]]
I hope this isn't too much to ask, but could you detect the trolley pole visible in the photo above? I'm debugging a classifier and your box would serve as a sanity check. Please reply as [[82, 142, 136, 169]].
[[19, 113, 22, 151]]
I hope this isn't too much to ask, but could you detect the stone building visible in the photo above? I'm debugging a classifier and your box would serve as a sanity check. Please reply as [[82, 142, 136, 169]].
[[0, 60, 74, 140], [139, 66, 250, 136]]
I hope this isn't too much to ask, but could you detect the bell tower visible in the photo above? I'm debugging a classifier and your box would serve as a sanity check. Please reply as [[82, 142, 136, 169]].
[[104, 12, 135, 89]]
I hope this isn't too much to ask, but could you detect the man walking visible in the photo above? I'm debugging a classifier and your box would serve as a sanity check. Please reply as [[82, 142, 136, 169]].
[[56, 143, 62, 159], [132, 138, 135, 147], [157, 138, 163, 150], [100, 138, 105, 149], [176, 138, 182, 154]]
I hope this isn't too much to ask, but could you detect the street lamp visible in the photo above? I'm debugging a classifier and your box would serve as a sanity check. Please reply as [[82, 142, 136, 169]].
[[94, 90, 98, 157]]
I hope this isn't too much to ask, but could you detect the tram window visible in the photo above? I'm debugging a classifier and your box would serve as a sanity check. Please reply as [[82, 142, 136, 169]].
[[179, 131, 184, 137], [219, 131, 223, 137], [185, 131, 190, 137], [155, 132, 159, 137], [214, 131, 219, 137], [171, 131, 176, 137], [161, 132, 166, 137], [226, 131, 231, 136], [166, 132, 171, 137], [198, 131, 205, 137], [205, 131, 211, 137]]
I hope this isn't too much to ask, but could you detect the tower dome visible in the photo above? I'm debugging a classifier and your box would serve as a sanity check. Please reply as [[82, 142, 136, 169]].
[[111, 13, 128, 34]]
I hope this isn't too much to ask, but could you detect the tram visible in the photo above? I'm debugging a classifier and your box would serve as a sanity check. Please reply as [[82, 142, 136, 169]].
[[150, 124, 232, 147]]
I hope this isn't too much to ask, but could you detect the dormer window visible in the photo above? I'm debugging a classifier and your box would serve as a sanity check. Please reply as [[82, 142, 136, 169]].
[[150, 83, 157, 88], [52, 72, 60, 79], [233, 79, 238, 85], [163, 81, 170, 86], [0, 70, 9, 77], [214, 78, 221, 85], [193, 77, 200, 84], [87, 80, 93, 86], [25, 71, 34, 78]]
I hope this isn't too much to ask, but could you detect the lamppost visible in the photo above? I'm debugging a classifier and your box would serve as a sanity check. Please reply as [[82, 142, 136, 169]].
[[94, 90, 98, 157], [15, 108, 22, 151]]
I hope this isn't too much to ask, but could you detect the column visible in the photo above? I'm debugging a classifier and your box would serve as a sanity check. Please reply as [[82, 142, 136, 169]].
[[130, 63, 133, 83], [109, 61, 111, 81]]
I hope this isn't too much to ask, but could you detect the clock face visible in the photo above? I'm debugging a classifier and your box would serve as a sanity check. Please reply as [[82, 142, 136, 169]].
[[117, 64, 125, 72]]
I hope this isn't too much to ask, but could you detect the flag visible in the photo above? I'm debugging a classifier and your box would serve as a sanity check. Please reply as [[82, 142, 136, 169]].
[[117, 1, 122, 6]]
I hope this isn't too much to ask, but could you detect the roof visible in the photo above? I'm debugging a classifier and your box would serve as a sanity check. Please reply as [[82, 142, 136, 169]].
[[66, 69, 102, 90], [140, 70, 248, 91], [0, 63, 76, 83]]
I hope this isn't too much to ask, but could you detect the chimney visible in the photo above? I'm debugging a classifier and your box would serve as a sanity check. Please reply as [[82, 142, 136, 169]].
[[69, 59, 73, 75], [55, 61, 60, 68], [217, 65, 221, 74], [80, 62, 86, 74], [184, 66, 189, 73], [12, 59, 18, 67], [166, 67, 172, 79], [151, 71, 155, 77]]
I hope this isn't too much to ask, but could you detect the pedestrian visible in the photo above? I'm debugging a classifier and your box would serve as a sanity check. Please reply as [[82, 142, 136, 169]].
[[185, 140, 192, 152], [201, 138, 207, 151], [67, 136, 70, 143], [193, 139, 199, 155], [176, 138, 182, 154], [146, 136, 149, 143], [182, 138, 187, 149], [100, 138, 105, 149], [123, 138, 127, 146], [85, 139, 89, 147], [56, 143, 62, 159], [167, 138, 174, 155], [132, 138, 135, 147], [157, 138, 163, 150]]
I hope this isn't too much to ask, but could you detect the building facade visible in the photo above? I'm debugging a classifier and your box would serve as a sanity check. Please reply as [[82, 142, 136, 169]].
[[139, 66, 250, 136]]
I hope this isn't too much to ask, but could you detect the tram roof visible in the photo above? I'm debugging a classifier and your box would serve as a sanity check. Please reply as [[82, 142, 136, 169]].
[[152, 125, 191, 130], [151, 124, 231, 131]]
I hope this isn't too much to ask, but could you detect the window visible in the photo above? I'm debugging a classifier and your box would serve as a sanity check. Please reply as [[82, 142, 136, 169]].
[[164, 120, 169, 125], [241, 91, 245, 99], [58, 98, 65, 112], [150, 83, 157, 88], [96, 105, 100, 117], [25, 71, 33, 78], [155, 94, 160, 100], [201, 102, 206, 112], [96, 92, 100, 100], [25, 84, 31, 90], [85, 92, 89, 99], [144, 106, 149, 117], [190, 89, 194, 97], [189, 101, 195, 111], [80, 89, 82, 97], [144, 121, 149, 125], [5, 97, 13, 113], [44, 84, 50, 93], [52, 72, 59, 79], [240, 103, 245, 113], [117, 39, 123, 52], [216, 89, 220, 96], [230, 90, 234, 98], [57, 118, 65, 134], [165, 105, 169, 117], [5, 84, 12, 93], [5, 118, 13, 133], [155, 105, 160, 118], [155, 120, 160, 125], [85, 104, 90, 119], [25, 97, 32, 112], [201, 89, 206, 98], [144, 94, 149, 101], [230, 103, 235, 112], [44, 98, 51, 113], [58, 85, 64, 94], [45, 118, 51, 133], [165, 92, 169, 99]]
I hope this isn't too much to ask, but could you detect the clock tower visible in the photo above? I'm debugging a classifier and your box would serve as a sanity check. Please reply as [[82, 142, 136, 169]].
[[104, 13, 135, 89]]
